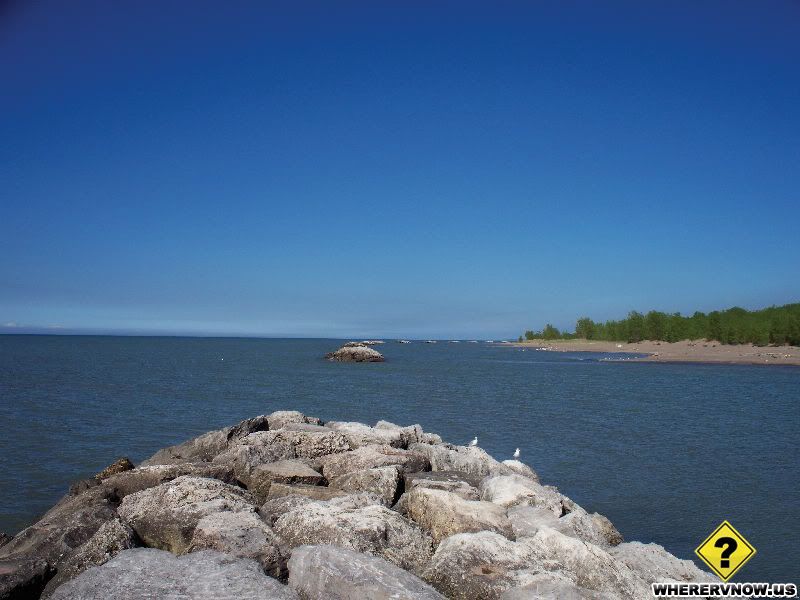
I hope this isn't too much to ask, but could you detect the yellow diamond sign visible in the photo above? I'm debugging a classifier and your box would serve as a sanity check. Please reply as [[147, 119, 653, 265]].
[[695, 521, 756, 581]]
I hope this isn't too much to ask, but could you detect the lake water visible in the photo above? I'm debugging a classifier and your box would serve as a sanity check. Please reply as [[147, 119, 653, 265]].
[[1, 335, 798, 583]]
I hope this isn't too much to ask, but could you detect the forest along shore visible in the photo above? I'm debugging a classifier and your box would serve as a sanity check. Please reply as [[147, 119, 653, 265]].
[[513, 339, 800, 366]]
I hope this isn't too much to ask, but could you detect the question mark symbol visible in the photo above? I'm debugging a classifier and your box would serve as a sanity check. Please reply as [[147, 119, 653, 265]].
[[714, 537, 738, 569]]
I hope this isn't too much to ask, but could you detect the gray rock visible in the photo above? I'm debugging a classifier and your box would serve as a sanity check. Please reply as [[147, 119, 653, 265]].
[[260, 496, 318, 527], [325, 344, 385, 362], [41, 516, 137, 597], [274, 497, 433, 575], [48, 548, 297, 599], [520, 527, 649, 597], [0, 557, 54, 600], [409, 444, 517, 479], [507, 505, 577, 540], [249, 460, 325, 502], [325, 421, 405, 448], [560, 507, 623, 548], [102, 463, 237, 498], [479, 475, 565, 516], [422, 531, 543, 599], [188, 511, 286, 579], [0, 485, 120, 567], [405, 471, 481, 500], [266, 410, 322, 431], [318, 445, 430, 480], [141, 415, 271, 466], [329, 466, 401, 506], [610, 541, 714, 584], [500, 460, 539, 482], [288, 545, 445, 600], [375, 421, 442, 447], [500, 573, 619, 599], [404, 488, 514, 543], [117, 476, 258, 554], [0, 534, 10, 549], [216, 430, 352, 482], [266, 483, 348, 502]]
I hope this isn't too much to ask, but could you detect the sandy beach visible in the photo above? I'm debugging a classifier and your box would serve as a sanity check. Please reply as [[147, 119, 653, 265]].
[[512, 338, 800, 366]]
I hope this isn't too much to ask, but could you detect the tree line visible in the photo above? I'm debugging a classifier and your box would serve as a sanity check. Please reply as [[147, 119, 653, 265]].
[[521, 303, 800, 346]]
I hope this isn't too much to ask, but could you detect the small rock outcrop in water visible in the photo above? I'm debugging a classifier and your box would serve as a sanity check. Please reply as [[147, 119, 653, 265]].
[[0, 411, 713, 599], [325, 342, 385, 362]]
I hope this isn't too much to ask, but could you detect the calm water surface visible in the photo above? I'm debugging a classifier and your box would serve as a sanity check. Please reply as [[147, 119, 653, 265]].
[[0, 335, 797, 583]]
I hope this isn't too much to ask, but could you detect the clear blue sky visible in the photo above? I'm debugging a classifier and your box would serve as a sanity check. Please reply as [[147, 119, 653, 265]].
[[1, 1, 798, 338]]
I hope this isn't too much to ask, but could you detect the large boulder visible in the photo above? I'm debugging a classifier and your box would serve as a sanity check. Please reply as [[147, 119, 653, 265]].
[[409, 444, 519, 479], [500, 460, 539, 482], [117, 476, 258, 554], [375, 421, 443, 446], [520, 527, 649, 598], [41, 517, 138, 597], [274, 496, 433, 575], [328, 466, 401, 506], [507, 505, 577, 540], [188, 511, 286, 579], [325, 344, 385, 362], [422, 531, 542, 599], [267, 410, 323, 430], [288, 545, 445, 600], [610, 542, 714, 584], [479, 475, 565, 516], [324, 421, 404, 448], [48, 548, 297, 599], [404, 471, 481, 501], [141, 415, 271, 466], [404, 488, 514, 543], [215, 430, 352, 482], [559, 507, 623, 548], [317, 445, 430, 480], [248, 460, 325, 502], [260, 496, 317, 527]]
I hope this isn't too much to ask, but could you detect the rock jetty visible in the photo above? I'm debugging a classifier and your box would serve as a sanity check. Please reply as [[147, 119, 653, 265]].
[[325, 342, 385, 362], [0, 410, 711, 599]]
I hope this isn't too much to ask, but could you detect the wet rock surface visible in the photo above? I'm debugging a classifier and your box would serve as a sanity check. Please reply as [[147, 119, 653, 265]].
[[5, 410, 709, 599]]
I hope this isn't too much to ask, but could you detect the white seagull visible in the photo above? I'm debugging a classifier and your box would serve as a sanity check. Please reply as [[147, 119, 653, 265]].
[[513, 448, 520, 459], [469, 437, 478, 447]]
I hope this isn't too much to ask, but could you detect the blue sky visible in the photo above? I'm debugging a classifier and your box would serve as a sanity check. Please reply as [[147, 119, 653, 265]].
[[1, 1, 798, 338]]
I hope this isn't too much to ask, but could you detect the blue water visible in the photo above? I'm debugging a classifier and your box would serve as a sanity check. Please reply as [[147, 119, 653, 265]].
[[1, 335, 798, 583]]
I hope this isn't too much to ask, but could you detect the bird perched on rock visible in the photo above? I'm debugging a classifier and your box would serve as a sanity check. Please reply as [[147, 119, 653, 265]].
[[469, 437, 478, 447], [513, 448, 520, 458]]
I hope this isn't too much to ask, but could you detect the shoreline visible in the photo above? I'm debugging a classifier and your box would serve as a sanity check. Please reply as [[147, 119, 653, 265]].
[[511, 338, 800, 367]]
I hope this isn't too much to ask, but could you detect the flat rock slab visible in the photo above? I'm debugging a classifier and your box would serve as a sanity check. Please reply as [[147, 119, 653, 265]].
[[267, 482, 348, 502], [48, 548, 297, 599], [102, 463, 237, 498], [610, 541, 715, 583], [405, 488, 515, 543], [288, 545, 445, 600], [329, 466, 401, 506], [405, 471, 481, 500], [249, 460, 325, 501], [117, 475, 258, 554]]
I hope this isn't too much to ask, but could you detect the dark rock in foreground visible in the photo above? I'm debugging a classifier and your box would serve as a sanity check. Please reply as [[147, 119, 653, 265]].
[[0, 410, 713, 599]]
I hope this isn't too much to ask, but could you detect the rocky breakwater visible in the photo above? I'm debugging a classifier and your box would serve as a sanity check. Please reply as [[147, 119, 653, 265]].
[[0, 410, 712, 599], [325, 342, 385, 362]]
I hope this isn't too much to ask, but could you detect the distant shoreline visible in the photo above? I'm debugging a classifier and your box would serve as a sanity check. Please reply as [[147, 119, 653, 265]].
[[511, 338, 800, 367]]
